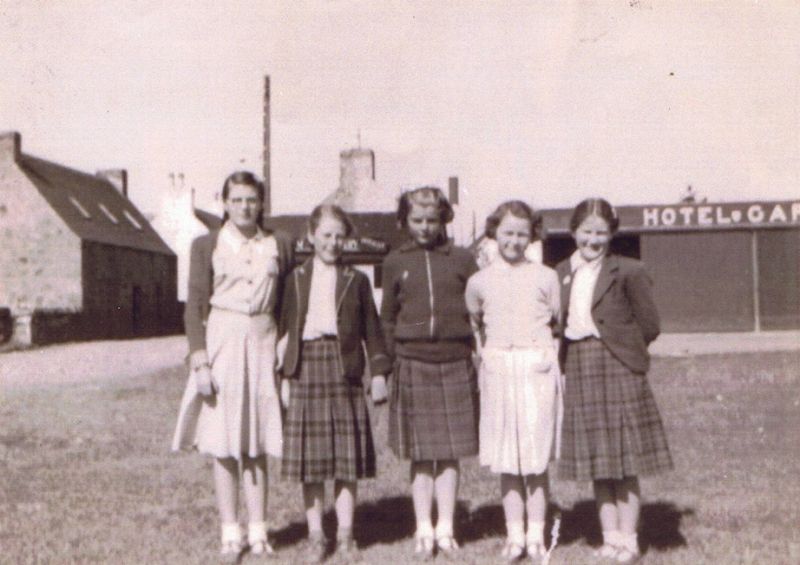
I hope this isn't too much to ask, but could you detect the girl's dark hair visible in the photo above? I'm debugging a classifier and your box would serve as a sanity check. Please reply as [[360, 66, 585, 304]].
[[484, 200, 542, 240], [569, 197, 619, 234], [220, 171, 266, 227], [396, 186, 455, 228], [308, 204, 356, 237]]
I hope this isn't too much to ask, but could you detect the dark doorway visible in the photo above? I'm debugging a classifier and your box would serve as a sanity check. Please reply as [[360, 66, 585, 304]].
[[132, 286, 144, 335]]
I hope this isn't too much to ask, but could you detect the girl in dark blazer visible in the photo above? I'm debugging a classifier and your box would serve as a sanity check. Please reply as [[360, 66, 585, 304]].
[[277, 204, 390, 562], [556, 198, 672, 564]]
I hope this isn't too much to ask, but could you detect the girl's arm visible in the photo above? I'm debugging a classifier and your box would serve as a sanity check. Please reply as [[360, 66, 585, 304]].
[[359, 274, 392, 377], [464, 275, 485, 357], [379, 256, 400, 358], [625, 263, 661, 344], [185, 236, 211, 358]]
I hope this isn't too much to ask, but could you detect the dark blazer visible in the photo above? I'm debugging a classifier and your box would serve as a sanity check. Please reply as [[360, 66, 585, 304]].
[[278, 259, 391, 382], [184, 228, 295, 354], [556, 254, 660, 374]]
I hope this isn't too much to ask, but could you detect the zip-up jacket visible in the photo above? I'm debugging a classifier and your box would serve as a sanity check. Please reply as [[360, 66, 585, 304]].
[[278, 258, 391, 381], [380, 240, 478, 358]]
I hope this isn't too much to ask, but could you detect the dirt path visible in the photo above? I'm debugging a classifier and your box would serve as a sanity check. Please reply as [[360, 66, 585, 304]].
[[1, 331, 797, 391], [0, 335, 186, 390]]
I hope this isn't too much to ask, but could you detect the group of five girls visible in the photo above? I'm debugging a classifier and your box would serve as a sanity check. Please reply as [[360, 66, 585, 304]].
[[172, 172, 672, 564]]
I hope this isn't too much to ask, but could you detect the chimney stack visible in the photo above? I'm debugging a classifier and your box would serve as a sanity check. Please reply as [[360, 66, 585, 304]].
[[448, 176, 459, 205], [97, 169, 128, 198], [0, 131, 21, 164], [263, 75, 271, 217]]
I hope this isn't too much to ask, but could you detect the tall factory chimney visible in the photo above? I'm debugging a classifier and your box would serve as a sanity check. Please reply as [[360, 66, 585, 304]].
[[263, 75, 272, 217]]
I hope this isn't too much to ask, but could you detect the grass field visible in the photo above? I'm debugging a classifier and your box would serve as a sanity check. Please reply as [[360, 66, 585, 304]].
[[1, 350, 799, 564]]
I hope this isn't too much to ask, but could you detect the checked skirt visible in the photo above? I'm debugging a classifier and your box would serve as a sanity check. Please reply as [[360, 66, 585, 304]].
[[281, 339, 376, 482], [389, 356, 479, 461], [558, 337, 673, 481]]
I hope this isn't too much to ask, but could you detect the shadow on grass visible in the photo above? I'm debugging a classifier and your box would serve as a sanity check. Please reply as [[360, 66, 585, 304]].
[[459, 499, 693, 552], [272, 496, 693, 554]]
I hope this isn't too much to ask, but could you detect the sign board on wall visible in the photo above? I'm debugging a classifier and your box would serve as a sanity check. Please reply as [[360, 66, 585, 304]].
[[543, 200, 800, 234]]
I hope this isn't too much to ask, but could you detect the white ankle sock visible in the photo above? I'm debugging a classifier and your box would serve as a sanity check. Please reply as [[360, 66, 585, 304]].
[[434, 519, 453, 539], [506, 521, 525, 545], [526, 520, 545, 545], [221, 522, 242, 544], [248, 521, 267, 543], [602, 530, 621, 547], [416, 520, 434, 538]]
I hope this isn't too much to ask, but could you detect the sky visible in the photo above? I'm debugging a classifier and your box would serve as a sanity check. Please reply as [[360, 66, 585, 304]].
[[1, 0, 798, 223]]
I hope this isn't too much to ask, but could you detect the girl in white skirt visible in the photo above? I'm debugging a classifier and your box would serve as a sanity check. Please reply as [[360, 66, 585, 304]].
[[172, 171, 293, 563], [466, 200, 561, 562]]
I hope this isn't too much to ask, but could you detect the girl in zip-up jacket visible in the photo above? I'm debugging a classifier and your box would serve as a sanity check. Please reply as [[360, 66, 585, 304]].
[[380, 187, 479, 559], [277, 204, 391, 562]]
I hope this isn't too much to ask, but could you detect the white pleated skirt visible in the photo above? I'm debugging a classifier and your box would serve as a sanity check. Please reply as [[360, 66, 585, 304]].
[[479, 346, 560, 475], [172, 308, 282, 459]]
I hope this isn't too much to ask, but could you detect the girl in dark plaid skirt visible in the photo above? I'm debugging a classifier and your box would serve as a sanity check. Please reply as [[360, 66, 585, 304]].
[[381, 187, 480, 560], [556, 198, 673, 564], [277, 205, 391, 562]]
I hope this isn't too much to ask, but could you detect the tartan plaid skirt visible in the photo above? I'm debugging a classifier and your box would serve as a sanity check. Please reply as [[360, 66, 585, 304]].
[[281, 339, 376, 482], [558, 338, 673, 481], [388, 356, 479, 461]]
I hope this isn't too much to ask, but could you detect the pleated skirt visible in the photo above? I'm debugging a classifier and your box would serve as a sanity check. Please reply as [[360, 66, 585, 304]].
[[479, 346, 559, 476], [389, 356, 479, 461], [281, 339, 376, 482], [558, 337, 673, 481], [172, 308, 282, 459]]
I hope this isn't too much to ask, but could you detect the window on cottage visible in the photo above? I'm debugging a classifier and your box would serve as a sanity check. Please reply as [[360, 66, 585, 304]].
[[69, 196, 92, 219], [98, 203, 119, 224], [123, 210, 143, 230]]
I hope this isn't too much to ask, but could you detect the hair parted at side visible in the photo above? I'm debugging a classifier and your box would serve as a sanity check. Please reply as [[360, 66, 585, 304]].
[[396, 186, 455, 228], [569, 197, 620, 234], [308, 204, 356, 237], [484, 200, 542, 240], [220, 171, 266, 227]]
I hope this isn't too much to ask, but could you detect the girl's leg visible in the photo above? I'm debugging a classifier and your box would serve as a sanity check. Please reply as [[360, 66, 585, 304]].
[[411, 461, 435, 555], [242, 455, 271, 554], [303, 482, 326, 535], [214, 457, 240, 524], [433, 459, 460, 550], [615, 477, 641, 561], [524, 472, 549, 558], [214, 457, 243, 559], [334, 480, 357, 550], [593, 479, 620, 556], [303, 482, 327, 562], [500, 473, 525, 559]]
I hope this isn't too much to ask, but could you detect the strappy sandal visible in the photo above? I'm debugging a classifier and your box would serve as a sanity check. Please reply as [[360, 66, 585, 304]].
[[592, 543, 619, 561], [414, 534, 435, 561], [219, 539, 244, 564], [501, 538, 525, 562], [526, 541, 547, 563], [435, 535, 460, 560]]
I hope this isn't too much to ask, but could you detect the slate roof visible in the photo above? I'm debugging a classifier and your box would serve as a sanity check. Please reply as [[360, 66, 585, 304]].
[[266, 212, 408, 251], [19, 155, 173, 255]]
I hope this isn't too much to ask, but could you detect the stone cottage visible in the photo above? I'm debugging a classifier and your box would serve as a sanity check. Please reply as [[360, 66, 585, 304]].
[[0, 131, 179, 346]]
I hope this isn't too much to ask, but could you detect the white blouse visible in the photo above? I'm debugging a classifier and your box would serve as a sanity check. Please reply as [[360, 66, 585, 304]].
[[302, 258, 338, 340], [564, 251, 602, 340]]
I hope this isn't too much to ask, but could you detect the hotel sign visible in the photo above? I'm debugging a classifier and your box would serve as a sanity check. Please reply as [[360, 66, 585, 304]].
[[637, 200, 800, 230]]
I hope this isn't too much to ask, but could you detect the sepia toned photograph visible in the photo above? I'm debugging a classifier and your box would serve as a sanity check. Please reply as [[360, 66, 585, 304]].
[[1, 2, 798, 563]]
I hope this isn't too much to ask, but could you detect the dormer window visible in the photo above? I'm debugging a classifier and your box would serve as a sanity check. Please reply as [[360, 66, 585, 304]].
[[98, 203, 119, 224], [69, 196, 91, 219], [123, 209, 143, 230]]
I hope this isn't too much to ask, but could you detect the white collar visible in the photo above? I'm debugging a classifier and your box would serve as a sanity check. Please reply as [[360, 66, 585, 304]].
[[220, 221, 264, 252], [569, 250, 604, 273], [312, 256, 338, 274]]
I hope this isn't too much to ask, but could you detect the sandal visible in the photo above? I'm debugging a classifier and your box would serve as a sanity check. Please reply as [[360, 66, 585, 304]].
[[614, 546, 641, 563], [435, 535, 460, 560], [592, 543, 619, 561], [527, 541, 547, 563], [501, 538, 525, 562], [220, 540, 244, 564], [414, 534, 435, 561], [306, 531, 328, 563], [249, 539, 275, 557]]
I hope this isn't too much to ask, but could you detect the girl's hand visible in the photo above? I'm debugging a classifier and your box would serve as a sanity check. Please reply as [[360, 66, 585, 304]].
[[371, 375, 388, 405], [280, 379, 291, 409], [195, 365, 218, 397]]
